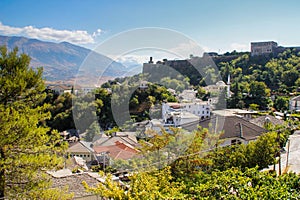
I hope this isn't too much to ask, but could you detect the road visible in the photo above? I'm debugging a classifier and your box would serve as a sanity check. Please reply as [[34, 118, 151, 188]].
[[265, 132, 300, 174]]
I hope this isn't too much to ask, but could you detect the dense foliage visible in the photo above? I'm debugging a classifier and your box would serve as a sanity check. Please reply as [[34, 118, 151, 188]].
[[219, 49, 300, 109], [0, 46, 71, 199], [84, 128, 300, 199]]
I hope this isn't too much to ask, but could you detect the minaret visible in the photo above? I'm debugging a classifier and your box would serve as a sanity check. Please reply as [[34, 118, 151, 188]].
[[227, 74, 231, 98]]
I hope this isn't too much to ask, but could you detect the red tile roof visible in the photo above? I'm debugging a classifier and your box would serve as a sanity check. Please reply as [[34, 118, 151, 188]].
[[94, 141, 139, 160]]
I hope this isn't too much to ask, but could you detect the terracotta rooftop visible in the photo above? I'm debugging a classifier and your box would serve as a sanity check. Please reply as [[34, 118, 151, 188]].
[[94, 141, 138, 160]]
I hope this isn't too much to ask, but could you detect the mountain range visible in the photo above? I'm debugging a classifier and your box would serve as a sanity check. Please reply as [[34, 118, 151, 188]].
[[0, 35, 138, 82]]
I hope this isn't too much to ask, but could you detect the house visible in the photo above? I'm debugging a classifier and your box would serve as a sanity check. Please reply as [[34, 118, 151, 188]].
[[141, 111, 200, 134], [289, 96, 300, 111], [139, 81, 148, 89], [178, 89, 197, 102], [67, 141, 95, 162], [163, 111, 200, 131], [212, 109, 258, 120], [251, 41, 278, 56], [162, 101, 210, 121], [48, 169, 124, 199], [204, 81, 227, 92], [199, 114, 266, 146], [60, 129, 80, 142], [93, 132, 139, 148], [94, 141, 139, 161], [47, 84, 73, 95], [249, 115, 284, 128]]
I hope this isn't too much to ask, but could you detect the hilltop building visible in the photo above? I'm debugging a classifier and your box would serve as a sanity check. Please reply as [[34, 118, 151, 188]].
[[251, 41, 278, 56], [250, 41, 300, 57]]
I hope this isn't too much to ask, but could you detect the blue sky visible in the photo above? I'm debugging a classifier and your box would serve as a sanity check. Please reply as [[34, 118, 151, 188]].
[[0, 0, 300, 61]]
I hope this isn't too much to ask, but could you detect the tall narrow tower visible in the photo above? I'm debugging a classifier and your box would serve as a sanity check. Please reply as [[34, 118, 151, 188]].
[[227, 74, 231, 98]]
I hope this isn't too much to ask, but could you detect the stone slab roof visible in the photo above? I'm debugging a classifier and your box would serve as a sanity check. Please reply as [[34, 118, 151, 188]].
[[199, 115, 266, 141], [249, 115, 284, 128]]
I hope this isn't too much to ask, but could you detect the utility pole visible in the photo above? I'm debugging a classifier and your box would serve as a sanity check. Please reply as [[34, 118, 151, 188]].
[[277, 131, 281, 175], [278, 149, 281, 175], [286, 139, 291, 170]]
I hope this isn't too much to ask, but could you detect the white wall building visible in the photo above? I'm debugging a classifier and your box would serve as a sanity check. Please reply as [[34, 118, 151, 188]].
[[146, 112, 200, 133], [162, 101, 210, 121], [290, 96, 300, 111]]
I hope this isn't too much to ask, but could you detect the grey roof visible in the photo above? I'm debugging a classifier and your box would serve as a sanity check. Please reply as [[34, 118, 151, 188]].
[[67, 141, 94, 153], [199, 115, 266, 141], [80, 141, 95, 152], [93, 132, 138, 147], [249, 115, 284, 128], [50, 173, 100, 198], [291, 96, 300, 101]]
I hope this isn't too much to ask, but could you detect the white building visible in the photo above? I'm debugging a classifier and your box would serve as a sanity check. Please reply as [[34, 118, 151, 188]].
[[204, 81, 228, 94], [251, 41, 278, 56], [139, 81, 149, 89], [47, 85, 72, 95], [178, 89, 197, 102], [145, 112, 200, 133], [289, 96, 300, 111], [162, 101, 210, 121]]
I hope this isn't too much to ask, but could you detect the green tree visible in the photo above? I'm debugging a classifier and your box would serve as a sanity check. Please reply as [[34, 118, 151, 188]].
[[209, 132, 279, 171], [0, 46, 69, 199], [247, 81, 271, 109], [281, 69, 299, 88], [85, 121, 101, 142], [228, 80, 244, 108], [183, 167, 300, 199], [274, 96, 289, 111], [83, 167, 185, 199], [47, 92, 75, 131]]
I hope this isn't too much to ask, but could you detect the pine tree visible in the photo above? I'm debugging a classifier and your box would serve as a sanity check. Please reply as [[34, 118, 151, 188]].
[[0, 46, 69, 199]]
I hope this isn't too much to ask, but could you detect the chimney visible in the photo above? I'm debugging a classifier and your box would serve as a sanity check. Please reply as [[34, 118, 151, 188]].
[[149, 57, 153, 63]]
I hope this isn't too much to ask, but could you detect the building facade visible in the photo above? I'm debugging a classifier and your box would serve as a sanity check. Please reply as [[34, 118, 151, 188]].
[[290, 96, 300, 111], [251, 41, 278, 56], [162, 101, 210, 121]]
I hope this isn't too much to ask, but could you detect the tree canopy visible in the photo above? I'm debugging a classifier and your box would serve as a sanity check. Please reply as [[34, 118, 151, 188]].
[[0, 46, 70, 199]]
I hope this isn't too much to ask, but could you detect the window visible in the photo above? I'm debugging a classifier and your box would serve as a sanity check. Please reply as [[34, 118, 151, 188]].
[[231, 139, 242, 145]]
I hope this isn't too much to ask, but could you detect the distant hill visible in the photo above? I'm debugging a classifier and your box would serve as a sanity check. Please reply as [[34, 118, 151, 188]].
[[0, 35, 133, 81]]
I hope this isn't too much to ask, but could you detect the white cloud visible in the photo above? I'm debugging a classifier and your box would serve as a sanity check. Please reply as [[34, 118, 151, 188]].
[[115, 55, 149, 66], [230, 43, 249, 52], [170, 40, 205, 58], [0, 22, 102, 44], [92, 29, 102, 37]]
